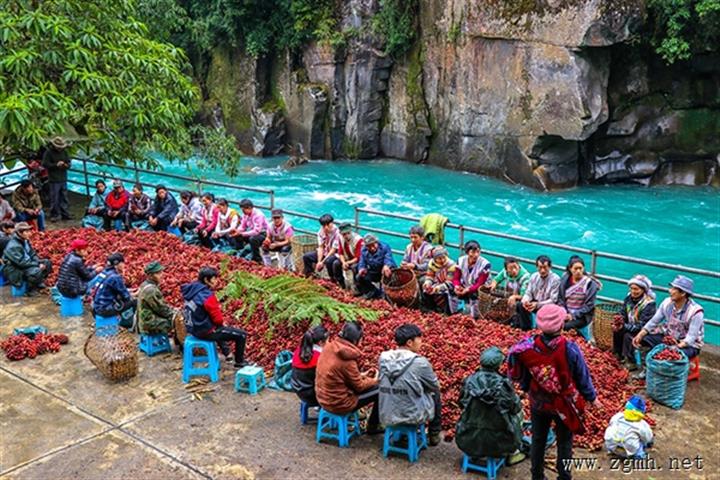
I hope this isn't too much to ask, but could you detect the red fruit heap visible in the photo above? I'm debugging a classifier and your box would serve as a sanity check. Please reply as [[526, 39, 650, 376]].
[[30, 228, 641, 450], [653, 348, 684, 361], [0, 333, 67, 361]]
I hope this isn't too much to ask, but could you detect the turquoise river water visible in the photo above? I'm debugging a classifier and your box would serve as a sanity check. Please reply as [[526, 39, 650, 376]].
[[65, 156, 720, 344]]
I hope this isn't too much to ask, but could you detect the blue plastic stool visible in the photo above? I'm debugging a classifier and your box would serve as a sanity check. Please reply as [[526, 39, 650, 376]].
[[94, 315, 119, 336], [182, 335, 220, 383], [113, 219, 124, 231], [0, 269, 7, 286], [60, 295, 84, 317], [234, 365, 266, 395], [634, 349, 642, 366], [11, 282, 28, 297], [316, 409, 361, 447], [383, 424, 428, 463], [461, 455, 506, 479], [530, 312, 537, 329], [168, 226, 182, 237], [300, 401, 320, 425], [139, 334, 173, 356], [577, 323, 592, 342]]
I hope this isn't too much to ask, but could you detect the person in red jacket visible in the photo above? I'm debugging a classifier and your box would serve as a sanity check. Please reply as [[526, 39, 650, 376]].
[[180, 267, 249, 367], [291, 325, 329, 406], [104, 180, 130, 231]]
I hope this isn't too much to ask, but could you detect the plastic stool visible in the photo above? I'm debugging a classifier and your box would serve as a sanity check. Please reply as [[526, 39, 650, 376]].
[[634, 349, 642, 366], [11, 282, 27, 297], [139, 334, 173, 357], [234, 365, 266, 394], [113, 219, 124, 231], [168, 226, 182, 237], [530, 312, 536, 329], [60, 295, 84, 317], [687, 355, 700, 382], [94, 315, 119, 336], [316, 409, 361, 447], [383, 424, 428, 463], [300, 401, 319, 425], [461, 455, 506, 479], [0, 269, 7, 286], [182, 335, 220, 383]]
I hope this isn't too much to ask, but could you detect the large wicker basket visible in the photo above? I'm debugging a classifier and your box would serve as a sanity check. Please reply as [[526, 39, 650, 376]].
[[291, 234, 317, 273], [593, 303, 623, 350], [382, 269, 420, 308], [476, 290, 514, 324], [84, 328, 139, 382]]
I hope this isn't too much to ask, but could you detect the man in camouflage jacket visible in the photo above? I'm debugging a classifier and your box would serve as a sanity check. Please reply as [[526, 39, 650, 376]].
[[137, 261, 177, 335]]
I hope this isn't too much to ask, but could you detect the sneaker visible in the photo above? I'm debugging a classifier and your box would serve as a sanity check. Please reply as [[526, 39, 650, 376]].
[[632, 369, 646, 381], [234, 360, 252, 369], [365, 425, 385, 435], [429, 431, 442, 446], [506, 450, 526, 465], [49, 217, 59, 223]]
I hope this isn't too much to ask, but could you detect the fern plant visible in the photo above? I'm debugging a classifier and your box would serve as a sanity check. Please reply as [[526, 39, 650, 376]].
[[221, 271, 381, 337]]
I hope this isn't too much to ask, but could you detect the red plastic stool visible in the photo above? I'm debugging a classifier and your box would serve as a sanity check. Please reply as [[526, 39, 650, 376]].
[[687, 356, 700, 382]]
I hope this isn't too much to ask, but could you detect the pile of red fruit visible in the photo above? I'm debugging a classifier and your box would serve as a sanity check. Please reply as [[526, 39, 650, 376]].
[[662, 335, 678, 346], [1, 333, 69, 361], [30, 228, 641, 450], [653, 348, 684, 361]]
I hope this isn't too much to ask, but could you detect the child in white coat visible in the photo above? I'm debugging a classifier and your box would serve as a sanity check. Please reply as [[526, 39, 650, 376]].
[[604, 395, 654, 458]]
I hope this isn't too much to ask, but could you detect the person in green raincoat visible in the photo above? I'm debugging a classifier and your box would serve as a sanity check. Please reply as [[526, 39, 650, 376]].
[[137, 261, 178, 335], [455, 347, 525, 465]]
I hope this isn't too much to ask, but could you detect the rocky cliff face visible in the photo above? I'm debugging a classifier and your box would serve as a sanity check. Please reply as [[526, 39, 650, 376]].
[[200, 0, 719, 190]]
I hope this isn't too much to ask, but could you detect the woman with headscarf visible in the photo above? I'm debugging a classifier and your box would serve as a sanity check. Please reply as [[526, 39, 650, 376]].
[[557, 255, 600, 333], [422, 247, 457, 314], [612, 275, 657, 370]]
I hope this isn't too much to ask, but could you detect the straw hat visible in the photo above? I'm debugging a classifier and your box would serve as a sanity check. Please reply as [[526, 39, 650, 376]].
[[50, 136, 69, 149]]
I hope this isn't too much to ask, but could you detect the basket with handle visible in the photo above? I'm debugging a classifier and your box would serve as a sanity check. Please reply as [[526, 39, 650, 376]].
[[476, 290, 514, 324], [291, 234, 317, 273], [382, 268, 420, 308], [84, 327, 139, 382], [593, 303, 623, 350]]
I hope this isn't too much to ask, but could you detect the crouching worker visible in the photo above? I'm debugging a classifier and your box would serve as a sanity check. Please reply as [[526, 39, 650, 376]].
[[181, 267, 249, 368], [422, 247, 456, 314], [291, 325, 329, 406], [379, 323, 442, 446], [57, 239, 102, 299], [93, 253, 137, 327], [137, 261, 178, 339], [357, 234, 396, 299], [604, 395, 653, 459], [316, 321, 382, 434], [261, 209, 294, 270], [1, 222, 52, 296], [456, 347, 525, 465]]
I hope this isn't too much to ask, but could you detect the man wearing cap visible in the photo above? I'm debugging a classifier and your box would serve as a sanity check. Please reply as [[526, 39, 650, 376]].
[[633, 275, 704, 365], [12, 180, 45, 231], [125, 183, 152, 229], [42, 136, 72, 221], [92, 253, 136, 327], [103, 180, 130, 231], [261, 209, 294, 270], [612, 275, 657, 370], [230, 198, 268, 262], [338, 222, 363, 281], [148, 185, 178, 232], [303, 213, 343, 286], [1, 222, 52, 296], [137, 262, 177, 336], [507, 304, 600, 480], [357, 233, 396, 299], [57, 239, 102, 299]]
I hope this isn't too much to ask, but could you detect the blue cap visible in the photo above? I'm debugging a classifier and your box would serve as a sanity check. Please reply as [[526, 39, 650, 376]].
[[669, 275, 694, 296], [625, 395, 646, 414]]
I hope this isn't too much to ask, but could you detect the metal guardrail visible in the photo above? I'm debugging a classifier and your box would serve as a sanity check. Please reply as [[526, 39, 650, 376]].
[[2, 158, 718, 328]]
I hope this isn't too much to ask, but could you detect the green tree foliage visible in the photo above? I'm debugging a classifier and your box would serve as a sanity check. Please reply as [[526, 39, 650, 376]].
[[648, 0, 720, 63], [373, 0, 418, 57]]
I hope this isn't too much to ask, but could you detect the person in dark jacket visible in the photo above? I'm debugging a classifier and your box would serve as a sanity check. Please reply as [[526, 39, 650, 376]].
[[149, 185, 178, 232], [42, 136, 71, 221], [291, 325, 329, 406], [1, 222, 52, 295], [12, 180, 45, 231], [56, 239, 102, 298], [356, 234, 396, 299], [181, 267, 249, 367], [125, 183, 152, 229], [456, 347, 524, 465], [557, 256, 600, 333], [92, 253, 136, 326], [81, 180, 107, 230], [612, 275, 657, 370], [508, 304, 601, 480], [0, 221, 14, 258]]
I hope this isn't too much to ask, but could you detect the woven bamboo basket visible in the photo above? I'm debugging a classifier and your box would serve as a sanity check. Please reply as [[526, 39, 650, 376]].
[[476, 290, 514, 324], [593, 303, 623, 350], [84, 328, 139, 382], [382, 269, 420, 308], [291, 234, 317, 273], [173, 311, 187, 346]]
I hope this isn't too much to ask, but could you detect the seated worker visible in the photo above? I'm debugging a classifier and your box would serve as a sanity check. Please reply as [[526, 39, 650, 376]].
[[379, 323, 442, 446], [0, 195, 16, 222], [612, 275, 657, 370], [316, 321, 382, 434], [357, 234, 396, 299], [56, 239, 102, 299], [172, 191, 203, 233], [104, 180, 129, 231], [81, 180, 107, 230], [181, 267, 249, 367], [400, 225, 433, 279], [558, 255, 600, 334], [230, 199, 268, 262], [1, 222, 52, 296], [518, 255, 561, 331], [0, 221, 15, 257], [125, 183, 152, 229], [338, 222, 363, 280], [303, 214, 343, 287], [261, 209, 294, 270], [195, 193, 219, 248], [604, 395, 653, 459], [422, 247, 457, 314], [291, 325, 329, 406], [148, 185, 178, 232], [92, 253, 137, 327], [450, 240, 492, 318], [632, 275, 704, 378], [12, 180, 45, 231], [211, 198, 239, 245], [490, 256, 531, 310], [137, 261, 178, 338], [456, 347, 525, 465]]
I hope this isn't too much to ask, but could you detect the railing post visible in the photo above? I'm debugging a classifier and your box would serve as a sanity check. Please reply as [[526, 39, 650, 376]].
[[133, 161, 140, 183], [196, 180, 203, 195], [270, 190, 275, 209], [590, 250, 598, 277], [458, 225, 465, 255], [82, 158, 90, 197], [354, 207, 360, 232]]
